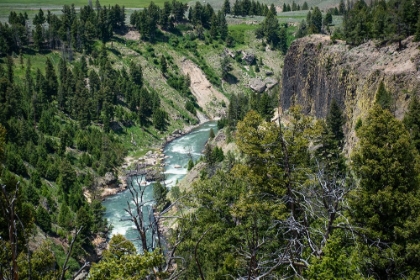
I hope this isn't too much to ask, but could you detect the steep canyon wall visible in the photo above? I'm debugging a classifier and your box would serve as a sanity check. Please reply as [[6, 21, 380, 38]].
[[282, 34, 420, 150]]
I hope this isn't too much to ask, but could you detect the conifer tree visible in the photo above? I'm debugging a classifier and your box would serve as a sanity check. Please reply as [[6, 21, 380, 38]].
[[309, 7, 322, 33], [160, 55, 167, 75], [34, 24, 44, 51], [209, 128, 215, 139], [403, 95, 420, 151], [218, 10, 228, 40], [351, 105, 420, 279], [415, 13, 420, 41], [45, 57, 58, 101], [278, 26, 288, 54], [261, 10, 280, 47], [339, 0, 346, 14], [375, 81, 392, 110], [269, 3, 276, 15], [326, 99, 344, 145], [296, 20, 308, 38], [221, 55, 233, 80], [223, 0, 231, 15]]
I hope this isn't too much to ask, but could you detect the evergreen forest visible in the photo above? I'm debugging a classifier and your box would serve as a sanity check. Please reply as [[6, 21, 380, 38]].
[[1, 0, 420, 279]]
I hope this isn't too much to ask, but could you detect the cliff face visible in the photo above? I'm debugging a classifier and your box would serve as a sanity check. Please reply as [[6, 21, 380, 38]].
[[282, 34, 420, 150]]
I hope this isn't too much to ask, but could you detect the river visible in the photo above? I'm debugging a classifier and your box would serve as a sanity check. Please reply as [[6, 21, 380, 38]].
[[102, 121, 218, 251]]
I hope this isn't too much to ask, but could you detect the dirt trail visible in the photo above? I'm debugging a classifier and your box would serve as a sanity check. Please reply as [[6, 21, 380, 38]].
[[181, 59, 228, 119]]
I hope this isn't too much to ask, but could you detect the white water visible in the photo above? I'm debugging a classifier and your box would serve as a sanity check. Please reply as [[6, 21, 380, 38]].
[[102, 121, 218, 251]]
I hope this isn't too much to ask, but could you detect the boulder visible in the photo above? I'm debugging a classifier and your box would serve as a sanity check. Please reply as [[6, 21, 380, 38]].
[[98, 172, 118, 187], [249, 78, 266, 93], [264, 77, 279, 90], [242, 51, 256, 65], [224, 48, 236, 58]]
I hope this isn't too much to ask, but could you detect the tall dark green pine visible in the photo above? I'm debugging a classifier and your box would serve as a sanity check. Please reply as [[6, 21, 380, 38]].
[[6, 56, 14, 84], [296, 20, 307, 38], [160, 55, 167, 75], [309, 7, 322, 33], [221, 55, 232, 80], [130, 61, 143, 87], [403, 96, 420, 151], [375, 81, 392, 110], [326, 99, 344, 146], [278, 26, 288, 54], [153, 108, 168, 131], [223, 0, 231, 15], [269, 4, 276, 15], [36, 206, 52, 233], [218, 11, 228, 40], [351, 104, 420, 279], [209, 128, 215, 139], [261, 10, 280, 47], [316, 100, 346, 173], [45, 57, 58, 101], [210, 14, 219, 39], [33, 24, 43, 51], [153, 180, 169, 211], [339, 0, 345, 14], [415, 13, 420, 41]]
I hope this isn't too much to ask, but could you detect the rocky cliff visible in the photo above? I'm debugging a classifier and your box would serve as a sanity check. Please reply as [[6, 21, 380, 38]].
[[282, 34, 420, 150]]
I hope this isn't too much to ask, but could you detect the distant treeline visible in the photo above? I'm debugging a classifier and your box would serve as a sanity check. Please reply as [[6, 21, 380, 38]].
[[295, 0, 420, 46], [282, 1, 310, 12], [340, 0, 420, 46], [1, 2, 125, 55]]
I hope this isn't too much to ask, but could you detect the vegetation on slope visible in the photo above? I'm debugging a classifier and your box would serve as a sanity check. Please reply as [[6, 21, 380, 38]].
[[0, 0, 293, 278]]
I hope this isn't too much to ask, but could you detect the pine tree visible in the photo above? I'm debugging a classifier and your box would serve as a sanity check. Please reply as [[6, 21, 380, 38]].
[[45, 57, 58, 101], [316, 100, 346, 173], [153, 108, 168, 131], [218, 10, 228, 40], [153, 180, 169, 210], [415, 13, 420, 41], [209, 128, 215, 139], [223, 0, 231, 15], [309, 7, 322, 33], [221, 55, 233, 80], [295, 20, 308, 38], [269, 3, 276, 15], [375, 81, 392, 110], [278, 26, 288, 54], [130, 61, 143, 87], [323, 10, 333, 26], [302, 1, 309, 10], [261, 10, 280, 47], [403, 95, 420, 151], [326, 99, 344, 145], [36, 206, 52, 233], [210, 14, 219, 38], [351, 105, 420, 278], [160, 55, 167, 75], [34, 24, 44, 51]]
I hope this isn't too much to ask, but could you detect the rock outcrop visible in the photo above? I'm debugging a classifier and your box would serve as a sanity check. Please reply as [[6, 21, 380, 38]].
[[282, 34, 420, 150], [249, 77, 279, 93], [242, 51, 256, 65], [249, 78, 267, 93]]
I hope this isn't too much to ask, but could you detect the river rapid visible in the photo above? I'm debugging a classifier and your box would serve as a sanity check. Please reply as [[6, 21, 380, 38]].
[[102, 121, 218, 251]]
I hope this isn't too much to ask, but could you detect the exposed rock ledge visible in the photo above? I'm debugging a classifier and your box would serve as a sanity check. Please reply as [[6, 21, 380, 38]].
[[282, 34, 420, 151]]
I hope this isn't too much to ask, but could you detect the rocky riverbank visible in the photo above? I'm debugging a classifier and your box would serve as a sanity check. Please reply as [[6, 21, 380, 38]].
[[96, 123, 209, 199]]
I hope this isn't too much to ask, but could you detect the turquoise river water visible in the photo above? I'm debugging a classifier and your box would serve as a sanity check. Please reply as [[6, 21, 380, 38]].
[[102, 121, 218, 251]]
